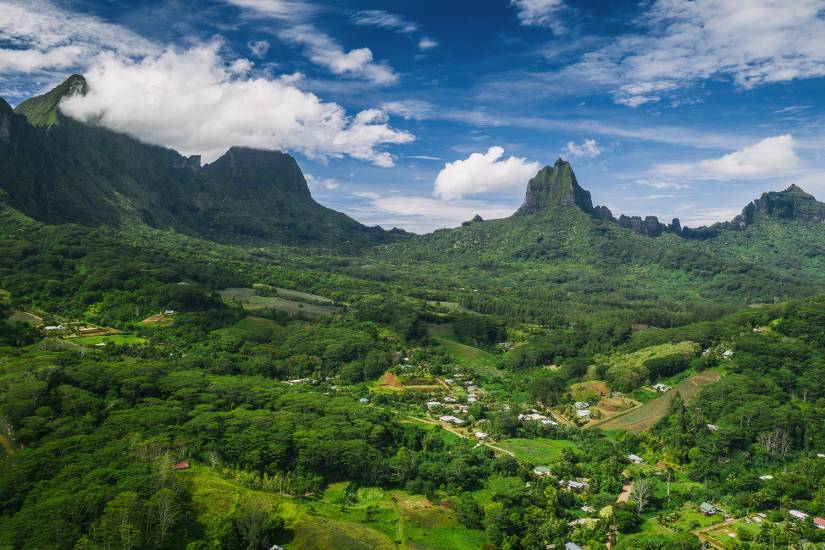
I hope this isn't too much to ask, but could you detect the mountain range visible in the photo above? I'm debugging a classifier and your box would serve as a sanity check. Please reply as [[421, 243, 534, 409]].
[[1, 76, 402, 248]]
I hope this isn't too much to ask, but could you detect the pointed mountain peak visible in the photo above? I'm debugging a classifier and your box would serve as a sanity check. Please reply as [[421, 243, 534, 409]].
[[14, 74, 88, 127], [736, 184, 825, 225], [514, 158, 594, 216], [202, 146, 312, 199]]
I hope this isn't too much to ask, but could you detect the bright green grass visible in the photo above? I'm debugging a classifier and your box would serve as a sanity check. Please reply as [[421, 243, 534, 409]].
[[253, 284, 335, 305], [428, 324, 502, 376], [496, 438, 578, 464], [9, 311, 42, 325], [72, 334, 147, 346]]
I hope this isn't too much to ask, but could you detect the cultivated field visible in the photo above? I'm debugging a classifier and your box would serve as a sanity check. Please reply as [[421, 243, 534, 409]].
[[496, 438, 579, 464], [218, 287, 341, 318], [592, 370, 720, 432]]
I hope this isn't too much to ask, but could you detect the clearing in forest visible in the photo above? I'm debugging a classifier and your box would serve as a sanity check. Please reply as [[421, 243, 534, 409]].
[[592, 370, 720, 432], [218, 287, 341, 318]]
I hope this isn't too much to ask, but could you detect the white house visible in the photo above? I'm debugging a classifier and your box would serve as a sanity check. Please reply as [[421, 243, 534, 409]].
[[576, 409, 591, 418], [439, 415, 467, 426], [574, 401, 590, 409], [652, 383, 670, 392], [627, 454, 644, 464], [425, 401, 442, 409], [474, 431, 488, 440], [789, 510, 809, 520]]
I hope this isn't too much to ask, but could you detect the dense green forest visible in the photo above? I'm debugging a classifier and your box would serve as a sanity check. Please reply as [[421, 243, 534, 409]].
[[2, 200, 825, 549], [3, 78, 825, 548]]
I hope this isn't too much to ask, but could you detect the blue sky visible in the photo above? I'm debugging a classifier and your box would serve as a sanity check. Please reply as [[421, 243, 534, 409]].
[[2, 0, 825, 232]]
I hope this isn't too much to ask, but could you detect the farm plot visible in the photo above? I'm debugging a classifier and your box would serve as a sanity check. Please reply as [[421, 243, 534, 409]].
[[218, 287, 341, 318], [593, 371, 720, 432], [496, 438, 579, 464]]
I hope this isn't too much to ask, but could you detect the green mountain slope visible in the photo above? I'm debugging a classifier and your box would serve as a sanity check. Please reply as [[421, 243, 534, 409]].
[[369, 163, 825, 324], [2, 76, 403, 248]]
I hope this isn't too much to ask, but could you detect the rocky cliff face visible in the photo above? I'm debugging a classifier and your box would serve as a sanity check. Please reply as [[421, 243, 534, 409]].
[[735, 185, 825, 226], [514, 158, 594, 215]]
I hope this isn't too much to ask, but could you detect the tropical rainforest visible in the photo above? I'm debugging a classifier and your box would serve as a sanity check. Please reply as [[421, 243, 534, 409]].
[[1, 77, 825, 550]]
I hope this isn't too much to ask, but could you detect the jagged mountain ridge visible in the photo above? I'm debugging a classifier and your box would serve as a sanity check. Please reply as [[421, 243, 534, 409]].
[[508, 158, 825, 239], [1, 76, 403, 248]]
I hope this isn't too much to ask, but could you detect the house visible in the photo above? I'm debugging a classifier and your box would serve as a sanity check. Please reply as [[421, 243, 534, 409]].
[[817, 453, 825, 458], [467, 396, 478, 404], [814, 517, 825, 530], [474, 431, 488, 440], [164, 309, 176, 315], [565, 543, 584, 550], [707, 424, 719, 432], [575, 409, 591, 418], [700, 502, 717, 515], [533, 466, 551, 477], [722, 350, 734, 358], [581, 505, 595, 513], [519, 413, 558, 426], [425, 401, 442, 409], [172, 460, 190, 470], [439, 415, 467, 426], [358, 397, 370, 404], [627, 454, 644, 464], [759, 474, 774, 480], [652, 383, 670, 392], [574, 401, 590, 409], [789, 510, 809, 520], [560, 479, 588, 491]]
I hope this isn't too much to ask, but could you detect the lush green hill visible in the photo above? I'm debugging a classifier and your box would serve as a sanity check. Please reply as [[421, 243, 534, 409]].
[[2, 76, 404, 249]]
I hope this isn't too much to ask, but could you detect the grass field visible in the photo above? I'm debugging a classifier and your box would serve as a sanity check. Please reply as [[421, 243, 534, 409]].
[[72, 334, 147, 346], [188, 465, 486, 550], [496, 438, 579, 464], [428, 324, 502, 376], [9, 311, 43, 325], [218, 287, 341, 318], [593, 370, 720, 432], [253, 284, 335, 305], [214, 316, 278, 340]]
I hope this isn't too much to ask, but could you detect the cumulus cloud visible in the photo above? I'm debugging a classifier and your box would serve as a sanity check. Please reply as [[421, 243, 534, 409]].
[[60, 43, 413, 165], [0, 0, 154, 74], [278, 25, 398, 84], [563, 138, 601, 158], [351, 10, 418, 33], [418, 37, 438, 51], [510, 0, 565, 32], [433, 147, 540, 200], [654, 135, 801, 179], [698, 134, 800, 178], [565, 0, 825, 107]]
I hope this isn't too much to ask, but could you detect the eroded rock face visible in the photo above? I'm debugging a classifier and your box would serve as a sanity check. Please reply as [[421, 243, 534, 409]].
[[515, 158, 594, 215], [736, 185, 825, 225], [0, 99, 12, 144]]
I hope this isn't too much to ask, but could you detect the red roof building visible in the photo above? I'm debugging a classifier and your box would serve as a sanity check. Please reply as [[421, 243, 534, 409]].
[[172, 460, 190, 470], [814, 517, 825, 530]]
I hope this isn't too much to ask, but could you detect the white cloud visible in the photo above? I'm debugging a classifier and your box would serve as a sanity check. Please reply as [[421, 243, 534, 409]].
[[418, 37, 438, 51], [654, 135, 801, 179], [563, 138, 601, 158], [351, 10, 418, 34], [226, 0, 399, 85], [510, 0, 565, 32], [0, 0, 155, 74], [277, 25, 398, 84], [305, 173, 341, 190], [381, 100, 433, 120], [699, 134, 800, 178], [248, 40, 270, 58], [565, 0, 825, 107], [635, 179, 690, 190], [60, 43, 414, 165], [433, 146, 540, 200], [225, 0, 316, 21], [349, 194, 515, 233]]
